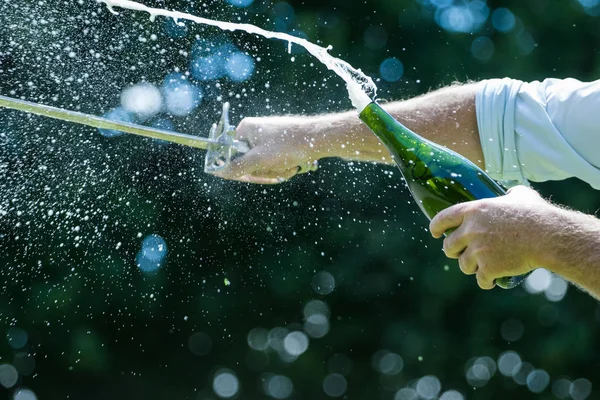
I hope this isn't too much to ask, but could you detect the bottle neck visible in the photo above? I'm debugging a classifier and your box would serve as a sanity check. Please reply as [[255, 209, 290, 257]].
[[358, 102, 423, 161]]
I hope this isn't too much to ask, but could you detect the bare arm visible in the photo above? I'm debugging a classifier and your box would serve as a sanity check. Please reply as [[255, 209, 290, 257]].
[[215, 81, 600, 299], [542, 208, 600, 298], [214, 83, 483, 183], [430, 186, 600, 299]]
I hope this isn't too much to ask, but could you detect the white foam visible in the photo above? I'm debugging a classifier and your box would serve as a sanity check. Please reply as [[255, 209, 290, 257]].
[[346, 81, 372, 112], [101, 0, 377, 103]]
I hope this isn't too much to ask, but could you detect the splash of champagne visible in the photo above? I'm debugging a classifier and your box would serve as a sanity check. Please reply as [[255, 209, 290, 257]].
[[100, 0, 376, 110]]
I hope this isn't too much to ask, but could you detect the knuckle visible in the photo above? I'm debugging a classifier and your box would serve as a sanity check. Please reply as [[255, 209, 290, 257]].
[[235, 119, 250, 134], [457, 258, 469, 275], [458, 255, 475, 275], [236, 118, 259, 141], [442, 237, 458, 258], [476, 269, 494, 290], [428, 219, 438, 235]]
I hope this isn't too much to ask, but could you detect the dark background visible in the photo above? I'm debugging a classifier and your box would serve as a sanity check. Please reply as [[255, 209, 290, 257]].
[[0, 0, 599, 399]]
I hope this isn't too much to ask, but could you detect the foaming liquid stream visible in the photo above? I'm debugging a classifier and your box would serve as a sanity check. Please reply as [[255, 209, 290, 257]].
[[100, 0, 376, 111]]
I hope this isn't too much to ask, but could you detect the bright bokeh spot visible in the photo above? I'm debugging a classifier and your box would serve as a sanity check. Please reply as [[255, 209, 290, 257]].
[[525, 268, 552, 294], [0, 364, 18, 389], [570, 378, 593, 400], [161, 74, 203, 117], [225, 0, 255, 8], [545, 275, 568, 302], [213, 371, 240, 398], [120, 83, 162, 119], [526, 369, 550, 393], [435, 2, 489, 34], [416, 375, 441, 399], [379, 57, 404, 82], [283, 331, 309, 356], [492, 8, 516, 32], [225, 52, 256, 82], [13, 389, 38, 400], [439, 390, 464, 400], [136, 234, 168, 273], [311, 271, 335, 295]]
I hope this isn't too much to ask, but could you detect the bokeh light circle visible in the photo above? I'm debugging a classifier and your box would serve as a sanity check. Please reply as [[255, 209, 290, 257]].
[[225, 0, 254, 8], [0, 364, 18, 389], [311, 271, 335, 295], [498, 351, 522, 377], [395, 388, 418, 400], [283, 331, 309, 356], [264, 374, 294, 399], [570, 378, 593, 400], [416, 375, 441, 399], [492, 8, 516, 33], [323, 373, 347, 397], [379, 58, 404, 82], [136, 234, 168, 273], [13, 389, 38, 400], [248, 327, 271, 351], [439, 390, 464, 400], [120, 83, 162, 119], [213, 371, 240, 398], [225, 52, 255, 82], [526, 369, 550, 393], [6, 327, 28, 350]]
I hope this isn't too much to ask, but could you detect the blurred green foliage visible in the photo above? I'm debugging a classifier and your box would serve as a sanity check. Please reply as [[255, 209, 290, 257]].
[[0, 0, 599, 399]]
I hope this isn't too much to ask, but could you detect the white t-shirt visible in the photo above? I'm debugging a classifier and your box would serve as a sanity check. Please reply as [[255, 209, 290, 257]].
[[476, 78, 600, 189]]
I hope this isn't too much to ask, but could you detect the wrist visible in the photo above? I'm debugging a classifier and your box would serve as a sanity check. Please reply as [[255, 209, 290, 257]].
[[536, 207, 600, 279], [309, 111, 394, 163]]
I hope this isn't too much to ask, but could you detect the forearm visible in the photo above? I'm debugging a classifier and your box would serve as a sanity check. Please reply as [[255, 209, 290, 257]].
[[225, 82, 486, 184], [541, 208, 600, 299], [305, 83, 484, 167]]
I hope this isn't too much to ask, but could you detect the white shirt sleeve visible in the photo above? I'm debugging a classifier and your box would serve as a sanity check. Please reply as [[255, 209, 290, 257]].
[[476, 77, 600, 189]]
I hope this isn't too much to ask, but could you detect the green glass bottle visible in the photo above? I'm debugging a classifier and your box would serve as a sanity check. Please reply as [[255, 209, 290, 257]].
[[359, 101, 531, 289]]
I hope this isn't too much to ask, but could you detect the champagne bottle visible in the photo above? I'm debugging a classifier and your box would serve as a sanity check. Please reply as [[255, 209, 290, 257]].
[[358, 101, 531, 289]]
